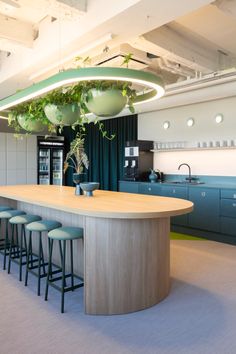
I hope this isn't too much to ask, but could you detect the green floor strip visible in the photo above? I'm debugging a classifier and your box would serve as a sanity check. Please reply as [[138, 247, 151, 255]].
[[170, 232, 205, 240]]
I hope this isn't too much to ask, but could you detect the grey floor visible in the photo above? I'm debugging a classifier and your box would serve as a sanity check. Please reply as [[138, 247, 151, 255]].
[[1, 240, 236, 354]]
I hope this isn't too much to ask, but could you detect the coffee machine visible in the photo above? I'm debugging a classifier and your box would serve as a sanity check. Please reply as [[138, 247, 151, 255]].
[[123, 140, 153, 181]]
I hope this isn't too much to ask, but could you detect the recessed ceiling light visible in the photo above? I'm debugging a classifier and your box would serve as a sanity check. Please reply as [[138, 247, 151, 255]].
[[187, 118, 194, 127], [163, 121, 170, 130], [215, 113, 223, 124]]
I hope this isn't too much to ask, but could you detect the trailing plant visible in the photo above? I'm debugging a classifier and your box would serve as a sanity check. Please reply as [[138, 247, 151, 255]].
[[8, 97, 56, 135]]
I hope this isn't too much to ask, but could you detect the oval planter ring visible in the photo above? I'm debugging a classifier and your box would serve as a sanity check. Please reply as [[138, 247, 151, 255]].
[[44, 103, 80, 126], [85, 88, 127, 117], [0, 67, 165, 112], [17, 114, 46, 132]]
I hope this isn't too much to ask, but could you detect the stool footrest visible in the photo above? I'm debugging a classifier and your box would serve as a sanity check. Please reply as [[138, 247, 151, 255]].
[[48, 281, 84, 293]]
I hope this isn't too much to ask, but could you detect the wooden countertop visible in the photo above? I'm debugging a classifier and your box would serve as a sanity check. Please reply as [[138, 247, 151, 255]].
[[0, 185, 193, 219]]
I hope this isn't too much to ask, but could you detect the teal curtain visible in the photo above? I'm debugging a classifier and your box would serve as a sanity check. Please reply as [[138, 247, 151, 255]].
[[62, 114, 137, 191]]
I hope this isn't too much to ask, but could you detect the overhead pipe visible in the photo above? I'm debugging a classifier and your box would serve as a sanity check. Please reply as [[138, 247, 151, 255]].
[[157, 57, 195, 78]]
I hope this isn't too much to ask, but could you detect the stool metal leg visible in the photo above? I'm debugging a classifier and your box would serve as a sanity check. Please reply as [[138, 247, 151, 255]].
[[70, 240, 74, 290], [45, 238, 53, 301], [37, 232, 42, 296], [25, 231, 32, 286], [7, 223, 15, 274], [19, 225, 25, 281], [61, 240, 66, 313], [40, 236, 46, 276], [3, 220, 9, 270]]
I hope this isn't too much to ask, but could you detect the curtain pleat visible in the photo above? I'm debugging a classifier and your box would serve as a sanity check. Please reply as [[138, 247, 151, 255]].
[[62, 114, 137, 191]]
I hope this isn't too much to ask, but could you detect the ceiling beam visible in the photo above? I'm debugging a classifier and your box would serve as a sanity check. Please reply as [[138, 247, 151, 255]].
[[56, 0, 87, 12], [0, 13, 35, 48], [140, 23, 223, 73], [213, 0, 236, 17]]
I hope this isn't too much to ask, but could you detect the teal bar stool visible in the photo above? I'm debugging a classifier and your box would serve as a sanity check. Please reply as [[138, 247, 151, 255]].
[[8, 214, 42, 281], [0, 209, 26, 270], [25, 220, 62, 296], [0, 205, 12, 251], [45, 226, 84, 313]]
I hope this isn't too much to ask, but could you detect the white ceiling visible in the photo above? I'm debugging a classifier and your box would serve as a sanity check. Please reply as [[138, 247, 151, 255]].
[[1, 0, 236, 112]]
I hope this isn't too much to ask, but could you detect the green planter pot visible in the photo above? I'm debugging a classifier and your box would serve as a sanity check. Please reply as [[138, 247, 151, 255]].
[[44, 103, 80, 126], [85, 88, 127, 117], [17, 114, 45, 133]]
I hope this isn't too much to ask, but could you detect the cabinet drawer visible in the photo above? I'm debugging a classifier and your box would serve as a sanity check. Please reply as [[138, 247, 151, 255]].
[[119, 181, 139, 194], [189, 188, 220, 214], [221, 189, 236, 199], [221, 217, 236, 236], [138, 183, 161, 195], [220, 199, 236, 218], [188, 187, 220, 232], [161, 186, 188, 199]]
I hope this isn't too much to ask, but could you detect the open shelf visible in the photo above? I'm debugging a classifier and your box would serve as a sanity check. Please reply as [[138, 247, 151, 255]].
[[151, 146, 236, 152]]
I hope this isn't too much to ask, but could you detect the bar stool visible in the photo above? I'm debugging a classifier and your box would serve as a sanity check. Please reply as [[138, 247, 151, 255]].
[[25, 220, 62, 296], [0, 209, 26, 270], [0, 205, 12, 251], [8, 214, 42, 281], [45, 226, 84, 313]]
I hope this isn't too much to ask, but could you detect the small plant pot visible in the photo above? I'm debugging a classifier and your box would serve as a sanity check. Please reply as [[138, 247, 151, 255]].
[[44, 103, 80, 126], [84, 88, 127, 117], [17, 114, 46, 133], [73, 173, 85, 195]]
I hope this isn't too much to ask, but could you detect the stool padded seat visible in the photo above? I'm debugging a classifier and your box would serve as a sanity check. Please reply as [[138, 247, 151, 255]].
[[48, 227, 83, 241], [0, 206, 12, 212], [0, 210, 26, 219], [26, 220, 62, 232], [9, 214, 42, 225]]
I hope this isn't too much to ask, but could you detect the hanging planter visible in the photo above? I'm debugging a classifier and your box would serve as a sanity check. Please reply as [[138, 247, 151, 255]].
[[84, 88, 127, 117], [17, 114, 46, 133], [44, 103, 80, 126]]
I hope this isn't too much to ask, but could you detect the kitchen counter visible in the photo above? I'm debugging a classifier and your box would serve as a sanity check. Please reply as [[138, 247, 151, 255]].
[[0, 185, 193, 315], [159, 182, 236, 189], [0, 184, 193, 218]]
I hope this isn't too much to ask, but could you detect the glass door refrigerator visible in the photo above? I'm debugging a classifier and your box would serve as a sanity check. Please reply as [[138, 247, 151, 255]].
[[37, 136, 65, 186]]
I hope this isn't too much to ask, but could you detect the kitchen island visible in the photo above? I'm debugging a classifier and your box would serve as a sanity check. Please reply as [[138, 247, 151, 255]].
[[0, 185, 193, 315]]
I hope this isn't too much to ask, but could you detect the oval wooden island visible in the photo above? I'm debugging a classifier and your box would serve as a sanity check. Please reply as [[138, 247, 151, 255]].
[[0, 185, 193, 315]]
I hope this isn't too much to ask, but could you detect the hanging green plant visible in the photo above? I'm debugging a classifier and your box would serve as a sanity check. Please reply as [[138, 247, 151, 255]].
[[80, 80, 136, 117], [8, 98, 55, 134]]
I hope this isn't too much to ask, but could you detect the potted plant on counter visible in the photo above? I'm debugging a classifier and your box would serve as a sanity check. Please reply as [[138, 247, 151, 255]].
[[63, 129, 89, 195]]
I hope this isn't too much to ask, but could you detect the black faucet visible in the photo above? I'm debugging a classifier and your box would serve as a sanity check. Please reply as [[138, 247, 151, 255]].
[[178, 163, 192, 183]]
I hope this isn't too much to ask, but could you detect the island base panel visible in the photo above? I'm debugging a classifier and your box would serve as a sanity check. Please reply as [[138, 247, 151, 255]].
[[85, 216, 170, 315]]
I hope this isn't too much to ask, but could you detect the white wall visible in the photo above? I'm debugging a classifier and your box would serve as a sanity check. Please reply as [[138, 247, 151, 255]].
[[0, 133, 37, 185], [138, 96, 236, 176]]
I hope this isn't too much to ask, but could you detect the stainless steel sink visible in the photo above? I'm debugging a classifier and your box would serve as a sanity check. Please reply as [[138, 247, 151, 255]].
[[163, 181, 205, 185]]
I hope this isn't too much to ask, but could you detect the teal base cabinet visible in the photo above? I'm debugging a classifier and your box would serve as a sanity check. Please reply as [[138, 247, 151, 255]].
[[188, 187, 220, 232], [119, 181, 139, 194], [118, 181, 236, 244], [220, 189, 236, 236], [138, 183, 161, 196], [161, 185, 188, 226]]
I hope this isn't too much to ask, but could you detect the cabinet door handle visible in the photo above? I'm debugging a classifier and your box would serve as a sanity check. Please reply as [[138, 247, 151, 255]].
[[173, 189, 176, 194], [148, 187, 151, 191], [233, 203, 236, 207], [233, 194, 236, 199], [201, 192, 206, 197]]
